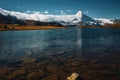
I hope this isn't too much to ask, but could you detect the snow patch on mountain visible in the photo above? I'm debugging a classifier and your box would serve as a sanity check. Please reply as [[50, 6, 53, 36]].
[[94, 18, 113, 25]]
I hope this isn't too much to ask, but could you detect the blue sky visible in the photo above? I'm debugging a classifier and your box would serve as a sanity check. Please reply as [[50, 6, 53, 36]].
[[0, 0, 120, 19]]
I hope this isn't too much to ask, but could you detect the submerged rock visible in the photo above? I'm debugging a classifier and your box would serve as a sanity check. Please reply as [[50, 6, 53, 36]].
[[24, 50, 32, 55], [66, 73, 81, 80], [22, 58, 36, 63], [42, 74, 59, 80], [7, 69, 25, 80], [46, 65, 68, 80]]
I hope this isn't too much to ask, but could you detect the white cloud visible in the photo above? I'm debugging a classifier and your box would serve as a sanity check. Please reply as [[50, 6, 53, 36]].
[[25, 11, 31, 13], [0, 8, 82, 22], [55, 10, 66, 15], [44, 11, 49, 14], [40, 10, 49, 14], [67, 9, 71, 13], [32, 11, 40, 14], [60, 10, 64, 14], [26, 11, 46, 14]]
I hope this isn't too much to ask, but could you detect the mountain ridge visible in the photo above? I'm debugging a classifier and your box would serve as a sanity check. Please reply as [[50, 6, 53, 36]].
[[0, 8, 98, 26], [0, 8, 119, 27]]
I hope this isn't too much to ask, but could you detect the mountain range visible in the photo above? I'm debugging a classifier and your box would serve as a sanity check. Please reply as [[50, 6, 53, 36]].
[[0, 8, 120, 27]]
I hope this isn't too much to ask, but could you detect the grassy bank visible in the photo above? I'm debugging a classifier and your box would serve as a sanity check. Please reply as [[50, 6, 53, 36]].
[[0, 25, 66, 31], [0, 23, 120, 31]]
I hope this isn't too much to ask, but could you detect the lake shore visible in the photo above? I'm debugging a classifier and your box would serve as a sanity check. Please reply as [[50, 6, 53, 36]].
[[0, 25, 66, 31], [0, 24, 120, 31]]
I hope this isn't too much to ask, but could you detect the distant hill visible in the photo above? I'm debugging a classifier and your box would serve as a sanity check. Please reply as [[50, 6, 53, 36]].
[[0, 13, 25, 25]]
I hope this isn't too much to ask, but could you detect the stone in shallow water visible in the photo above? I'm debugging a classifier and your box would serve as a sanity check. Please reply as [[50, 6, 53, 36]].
[[12, 69, 25, 75], [7, 69, 25, 80], [42, 74, 59, 80], [26, 72, 38, 79], [24, 50, 32, 55], [46, 65, 68, 80], [26, 70, 50, 80], [22, 58, 36, 63], [67, 72, 84, 80]]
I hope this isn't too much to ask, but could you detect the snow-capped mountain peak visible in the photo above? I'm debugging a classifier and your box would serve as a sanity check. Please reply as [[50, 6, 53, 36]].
[[1, 8, 115, 26], [76, 10, 82, 17]]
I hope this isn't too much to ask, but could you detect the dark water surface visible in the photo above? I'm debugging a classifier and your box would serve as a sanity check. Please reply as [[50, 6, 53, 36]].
[[0, 28, 81, 61], [0, 28, 120, 80], [0, 28, 120, 62]]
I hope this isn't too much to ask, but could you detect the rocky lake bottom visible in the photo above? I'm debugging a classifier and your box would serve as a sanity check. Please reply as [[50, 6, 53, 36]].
[[0, 48, 120, 80]]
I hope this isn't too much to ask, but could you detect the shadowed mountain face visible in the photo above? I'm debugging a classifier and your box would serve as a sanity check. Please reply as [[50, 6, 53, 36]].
[[0, 13, 25, 25], [82, 14, 95, 22], [0, 13, 13, 24], [23, 20, 62, 26], [78, 14, 99, 26]]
